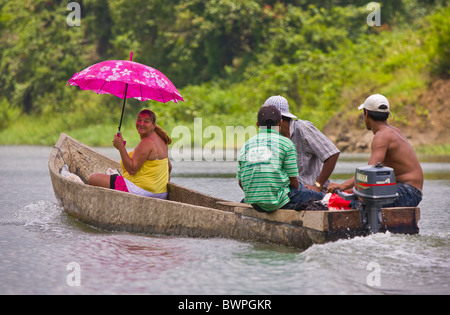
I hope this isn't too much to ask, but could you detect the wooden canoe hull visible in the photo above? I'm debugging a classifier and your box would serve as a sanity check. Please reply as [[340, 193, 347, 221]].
[[48, 133, 419, 250]]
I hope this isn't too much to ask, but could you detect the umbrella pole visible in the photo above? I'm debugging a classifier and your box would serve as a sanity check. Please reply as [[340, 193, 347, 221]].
[[118, 52, 133, 133], [118, 83, 129, 133]]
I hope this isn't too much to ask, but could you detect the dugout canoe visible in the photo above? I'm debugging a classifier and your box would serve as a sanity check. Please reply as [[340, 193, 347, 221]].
[[48, 133, 420, 250]]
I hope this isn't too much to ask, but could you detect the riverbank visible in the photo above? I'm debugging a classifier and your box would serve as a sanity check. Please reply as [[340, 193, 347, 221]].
[[322, 78, 450, 155], [0, 110, 448, 156], [1, 4, 448, 155], [1, 77, 448, 154]]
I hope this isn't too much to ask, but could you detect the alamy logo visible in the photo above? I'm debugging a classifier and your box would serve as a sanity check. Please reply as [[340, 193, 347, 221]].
[[66, 262, 81, 287], [366, 2, 381, 27], [366, 262, 381, 287], [67, 2, 81, 27]]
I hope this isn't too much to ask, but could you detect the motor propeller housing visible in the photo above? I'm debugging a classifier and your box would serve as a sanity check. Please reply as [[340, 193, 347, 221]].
[[337, 162, 398, 233]]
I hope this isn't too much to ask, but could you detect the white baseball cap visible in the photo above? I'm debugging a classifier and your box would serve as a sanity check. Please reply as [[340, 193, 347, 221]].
[[358, 94, 390, 113], [263, 95, 297, 119]]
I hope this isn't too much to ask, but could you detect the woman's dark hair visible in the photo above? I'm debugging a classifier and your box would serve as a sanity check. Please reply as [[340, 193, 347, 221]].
[[364, 105, 389, 121], [139, 109, 156, 124], [139, 109, 172, 144]]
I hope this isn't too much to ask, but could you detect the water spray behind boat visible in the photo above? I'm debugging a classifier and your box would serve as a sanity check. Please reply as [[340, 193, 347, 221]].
[[336, 162, 398, 234]]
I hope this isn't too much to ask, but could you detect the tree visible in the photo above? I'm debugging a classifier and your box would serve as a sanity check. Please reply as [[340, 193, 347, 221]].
[[0, 0, 86, 113]]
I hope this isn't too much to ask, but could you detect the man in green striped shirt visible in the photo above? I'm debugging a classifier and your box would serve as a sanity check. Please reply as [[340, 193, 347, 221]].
[[237, 106, 325, 212]]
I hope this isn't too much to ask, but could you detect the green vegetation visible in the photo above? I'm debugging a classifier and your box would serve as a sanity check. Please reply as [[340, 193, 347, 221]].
[[416, 144, 450, 156], [0, 0, 448, 152]]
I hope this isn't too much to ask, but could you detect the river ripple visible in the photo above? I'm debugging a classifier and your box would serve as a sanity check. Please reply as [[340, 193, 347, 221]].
[[0, 146, 448, 294]]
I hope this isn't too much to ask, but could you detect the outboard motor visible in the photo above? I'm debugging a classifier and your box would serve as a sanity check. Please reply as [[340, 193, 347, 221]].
[[337, 162, 398, 234]]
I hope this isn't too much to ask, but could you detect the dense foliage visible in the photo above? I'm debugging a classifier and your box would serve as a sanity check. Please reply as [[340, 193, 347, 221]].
[[0, 0, 448, 146]]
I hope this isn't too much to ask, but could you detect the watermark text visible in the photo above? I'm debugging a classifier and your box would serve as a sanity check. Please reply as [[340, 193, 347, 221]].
[[66, 262, 81, 287], [366, 261, 381, 287], [170, 118, 257, 162], [67, 2, 81, 27], [366, 2, 381, 27]]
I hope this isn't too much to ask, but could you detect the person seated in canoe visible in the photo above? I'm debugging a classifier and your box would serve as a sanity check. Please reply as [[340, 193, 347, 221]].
[[327, 94, 423, 207], [88, 109, 172, 199], [262, 95, 340, 193], [237, 105, 325, 212]]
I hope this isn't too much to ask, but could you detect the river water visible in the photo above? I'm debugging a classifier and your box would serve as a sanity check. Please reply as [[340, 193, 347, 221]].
[[0, 146, 449, 295]]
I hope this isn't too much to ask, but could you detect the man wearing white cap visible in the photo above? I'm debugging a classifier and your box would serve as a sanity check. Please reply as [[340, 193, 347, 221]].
[[327, 94, 423, 207], [263, 95, 340, 192]]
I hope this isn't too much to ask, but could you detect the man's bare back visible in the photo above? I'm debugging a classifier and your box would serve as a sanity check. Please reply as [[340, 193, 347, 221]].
[[370, 125, 423, 190], [327, 94, 423, 199]]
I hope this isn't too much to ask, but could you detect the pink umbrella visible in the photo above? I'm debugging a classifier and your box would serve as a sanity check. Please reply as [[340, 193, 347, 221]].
[[67, 52, 183, 132]]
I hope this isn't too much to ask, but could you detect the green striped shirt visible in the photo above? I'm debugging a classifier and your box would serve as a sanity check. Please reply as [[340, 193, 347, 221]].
[[237, 128, 299, 211]]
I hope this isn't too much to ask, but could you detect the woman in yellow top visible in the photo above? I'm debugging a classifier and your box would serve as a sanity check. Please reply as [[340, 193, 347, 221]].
[[88, 109, 172, 199]]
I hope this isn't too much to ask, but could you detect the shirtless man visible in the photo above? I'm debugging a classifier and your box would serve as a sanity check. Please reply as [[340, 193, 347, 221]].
[[327, 94, 423, 207]]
